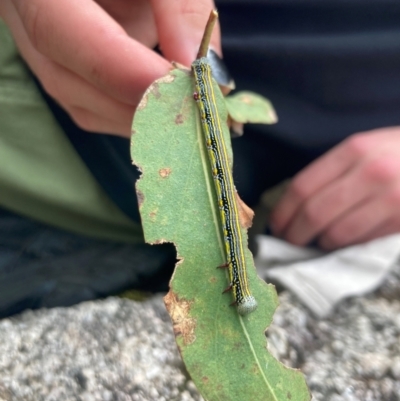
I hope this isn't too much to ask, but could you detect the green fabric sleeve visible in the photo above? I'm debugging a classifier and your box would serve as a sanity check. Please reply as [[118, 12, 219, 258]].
[[0, 20, 143, 243]]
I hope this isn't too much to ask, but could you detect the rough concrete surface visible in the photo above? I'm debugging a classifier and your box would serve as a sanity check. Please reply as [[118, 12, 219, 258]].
[[0, 297, 200, 401], [1, 262, 400, 401]]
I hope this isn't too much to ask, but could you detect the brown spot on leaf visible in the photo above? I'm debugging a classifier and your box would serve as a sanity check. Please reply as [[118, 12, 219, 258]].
[[153, 238, 168, 245], [136, 190, 145, 207], [164, 291, 196, 345], [240, 94, 252, 104], [137, 91, 149, 111], [149, 210, 157, 221], [175, 114, 184, 125], [158, 73, 177, 84], [251, 363, 259, 374], [233, 342, 244, 351], [287, 391, 292, 400], [235, 192, 254, 229], [159, 168, 172, 178], [151, 82, 161, 99], [202, 376, 209, 384], [136, 73, 176, 111]]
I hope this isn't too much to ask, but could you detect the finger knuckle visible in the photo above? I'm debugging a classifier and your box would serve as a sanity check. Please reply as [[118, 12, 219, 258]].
[[179, 3, 208, 17], [70, 108, 95, 132], [362, 158, 398, 184], [322, 228, 345, 249], [18, 1, 48, 52], [344, 133, 373, 159], [302, 203, 323, 229], [289, 178, 310, 203], [40, 67, 62, 101], [385, 186, 400, 207]]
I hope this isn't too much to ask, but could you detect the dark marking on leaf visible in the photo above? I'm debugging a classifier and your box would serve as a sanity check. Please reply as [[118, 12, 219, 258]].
[[136, 190, 144, 207], [202, 376, 209, 384], [252, 363, 259, 374], [287, 391, 292, 400], [175, 113, 184, 124], [233, 342, 244, 351], [149, 210, 157, 221]]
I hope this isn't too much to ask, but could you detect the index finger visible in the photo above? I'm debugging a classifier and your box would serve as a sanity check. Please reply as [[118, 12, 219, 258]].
[[150, 0, 221, 66], [12, 0, 171, 105]]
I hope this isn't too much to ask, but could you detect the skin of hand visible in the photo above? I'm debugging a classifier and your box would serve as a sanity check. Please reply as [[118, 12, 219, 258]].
[[271, 127, 400, 250], [0, 0, 220, 137]]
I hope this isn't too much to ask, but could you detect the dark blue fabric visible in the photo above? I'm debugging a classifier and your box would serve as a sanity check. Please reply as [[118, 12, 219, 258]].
[[218, 0, 400, 151], [0, 207, 175, 318]]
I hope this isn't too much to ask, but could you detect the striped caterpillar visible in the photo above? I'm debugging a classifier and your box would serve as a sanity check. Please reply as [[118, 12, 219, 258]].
[[192, 57, 257, 315]]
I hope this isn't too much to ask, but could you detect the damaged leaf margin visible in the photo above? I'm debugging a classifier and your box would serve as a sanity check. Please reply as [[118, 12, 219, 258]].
[[164, 291, 197, 345], [131, 67, 311, 401]]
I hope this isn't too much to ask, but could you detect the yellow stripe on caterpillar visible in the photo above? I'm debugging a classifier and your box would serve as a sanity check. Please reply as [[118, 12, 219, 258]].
[[192, 57, 257, 316]]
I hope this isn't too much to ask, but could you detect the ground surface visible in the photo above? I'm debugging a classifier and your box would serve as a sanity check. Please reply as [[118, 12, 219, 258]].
[[1, 262, 400, 401]]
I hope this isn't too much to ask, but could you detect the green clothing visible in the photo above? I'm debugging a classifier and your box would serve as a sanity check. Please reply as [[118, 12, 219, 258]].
[[0, 20, 143, 243]]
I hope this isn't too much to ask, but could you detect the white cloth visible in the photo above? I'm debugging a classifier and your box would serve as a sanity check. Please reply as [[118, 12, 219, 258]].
[[255, 234, 400, 318]]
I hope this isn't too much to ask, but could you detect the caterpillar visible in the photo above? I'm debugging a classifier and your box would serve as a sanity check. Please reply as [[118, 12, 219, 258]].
[[192, 57, 257, 315]]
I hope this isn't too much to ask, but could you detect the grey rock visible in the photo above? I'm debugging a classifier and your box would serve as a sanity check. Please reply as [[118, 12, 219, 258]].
[[355, 353, 391, 380], [265, 261, 400, 401], [0, 297, 204, 401], [391, 357, 400, 380], [1, 262, 400, 400]]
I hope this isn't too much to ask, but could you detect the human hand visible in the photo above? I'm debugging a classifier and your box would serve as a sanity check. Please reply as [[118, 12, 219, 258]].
[[0, 0, 220, 137], [271, 127, 400, 250]]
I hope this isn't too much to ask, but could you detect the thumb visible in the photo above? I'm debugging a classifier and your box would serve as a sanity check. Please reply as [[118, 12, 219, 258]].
[[149, 0, 221, 67]]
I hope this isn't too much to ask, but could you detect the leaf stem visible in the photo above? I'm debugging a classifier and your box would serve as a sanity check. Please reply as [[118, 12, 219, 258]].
[[196, 10, 218, 59]]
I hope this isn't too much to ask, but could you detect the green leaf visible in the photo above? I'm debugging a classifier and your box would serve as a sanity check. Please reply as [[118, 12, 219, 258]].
[[131, 67, 310, 401], [225, 91, 278, 124]]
